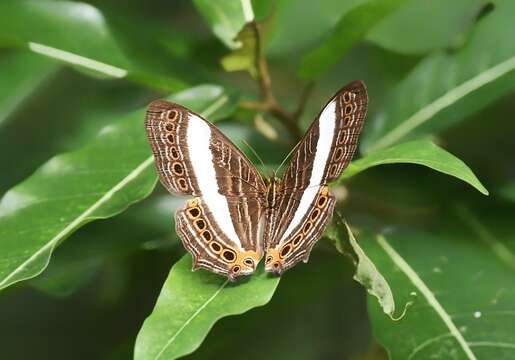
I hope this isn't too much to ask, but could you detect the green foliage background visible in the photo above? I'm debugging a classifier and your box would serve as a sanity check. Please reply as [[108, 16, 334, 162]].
[[1, 0, 514, 359]]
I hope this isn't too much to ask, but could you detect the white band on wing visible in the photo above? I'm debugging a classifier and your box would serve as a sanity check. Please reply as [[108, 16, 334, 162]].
[[186, 114, 243, 249], [280, 100, 336, 242]]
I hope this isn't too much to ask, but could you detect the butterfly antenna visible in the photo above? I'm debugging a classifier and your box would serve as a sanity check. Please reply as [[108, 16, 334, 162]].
[[275, 142, 300, 176], [241, 139, 269, 177]]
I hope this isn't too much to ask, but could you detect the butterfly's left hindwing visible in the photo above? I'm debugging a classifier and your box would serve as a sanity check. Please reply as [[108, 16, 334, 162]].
[[265, 80, 368, 274], [145, 101, 267, 280], [176, 197, 263, 280]]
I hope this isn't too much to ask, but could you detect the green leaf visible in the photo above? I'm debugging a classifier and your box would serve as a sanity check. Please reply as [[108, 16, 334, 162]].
[[298, 0, 407, 79], [346, 223, 403, 319], [0, 0, 186, 91], [192, 0, 254, 49], [265, 0, 366, 57], [367, 0, 485, 55], [363, 222, 515, 359], [340, 140, 488, 195], [362, 0, 515, 152], [0, 85, 238, 291], [0, 50, 58, 127], [498, 181, 515, 203], [134, 255, 280, 360], [30, 195, 182, 297], [221, 24, 257, 76], [327, 221, 402, 319]]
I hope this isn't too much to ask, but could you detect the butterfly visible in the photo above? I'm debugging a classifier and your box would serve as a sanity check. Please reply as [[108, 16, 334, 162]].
[[144, 80, 368, 280]]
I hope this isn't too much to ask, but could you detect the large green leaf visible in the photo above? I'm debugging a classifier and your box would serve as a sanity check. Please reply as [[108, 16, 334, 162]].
[[134, 255, 280, 360], [298, 0, 407, 79], [192, 0, 254, 49], [362, 220, 515, 359], [264, 0, 366, 57], [0, 0, 186, 91], [362, 0, 515, 152], [367, 0, 485, 54], [340, 140, 488, 195], [0, 85, 238, 291], [29, 195, 182, 297], [0, 50, 58, 127]]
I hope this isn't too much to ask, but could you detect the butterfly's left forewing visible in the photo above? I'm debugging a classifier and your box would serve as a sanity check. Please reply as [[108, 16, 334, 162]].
[[145, 101, 267, 280], [265, 80, 368, 274]]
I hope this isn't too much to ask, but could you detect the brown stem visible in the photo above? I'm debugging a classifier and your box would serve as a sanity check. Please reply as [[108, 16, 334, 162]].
[[239, 21, 311, 141]]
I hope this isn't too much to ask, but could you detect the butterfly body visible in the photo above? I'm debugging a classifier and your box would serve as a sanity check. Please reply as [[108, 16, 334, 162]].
[[145, 80, 368, 280]]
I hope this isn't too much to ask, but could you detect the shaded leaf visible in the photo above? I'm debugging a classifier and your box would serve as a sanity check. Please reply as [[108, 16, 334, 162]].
[[298, 0, 407, 79], [192, 0, 254, 49], [498, 181, 515, 203], [364, 222, 515, 359], [340, 140, 488, 195], [134, 255, 280, 360], [0, 50, 58, 127], [367, 0, 485, 55], [0, 85, 239, 291], [362, 0, 515, 152], [265, 0, 366, 57], [0, 0, 186, 91], [345, 223, 398, 319], [327, 220, 401, 319], [30, 195, 182, 297]]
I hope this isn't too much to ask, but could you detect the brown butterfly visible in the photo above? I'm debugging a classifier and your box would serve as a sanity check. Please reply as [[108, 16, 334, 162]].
[[145, 80, 368, 280]]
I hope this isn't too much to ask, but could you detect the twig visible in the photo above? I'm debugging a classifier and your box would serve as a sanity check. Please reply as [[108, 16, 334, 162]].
[[239, 21, 312, 140]]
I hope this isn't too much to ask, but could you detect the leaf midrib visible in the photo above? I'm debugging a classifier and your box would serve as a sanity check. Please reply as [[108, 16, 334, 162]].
[[0, 94, 229, 290], [154, 278, 230, 360], [376, 234, 478, 360], [368, 54, 515, 152]]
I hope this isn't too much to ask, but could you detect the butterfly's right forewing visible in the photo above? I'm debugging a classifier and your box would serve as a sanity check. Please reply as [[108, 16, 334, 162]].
[[265, 81, 368, 274]]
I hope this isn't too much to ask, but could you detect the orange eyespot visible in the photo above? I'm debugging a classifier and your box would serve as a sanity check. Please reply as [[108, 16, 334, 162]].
[[201, 230, 212, 241], [172, 162, 184, 175], [329, 164, 338, 177], [292, 234, 303, 246], [187, 207, 200, 219], [333, 147, 344, 161], [194, 219, 206, 231], [167, 110, 178, 121], [243, 258, 254, 267], [337, 130, 347, 144], [165, 122, 174, 131], [310, 208, 320, 221], [177, 178, 188, 191], [303, 221, 313, 234], [222, 249, 236, 263], [318, 196, 327, 208], [170, 147, 180, 160], [166, 134, 175, 143], [232, 265, 241, 273], [265, 256, 273, 264], [280, 244, 292, 258], [209, 241, 222, 253]]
